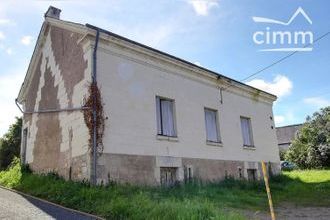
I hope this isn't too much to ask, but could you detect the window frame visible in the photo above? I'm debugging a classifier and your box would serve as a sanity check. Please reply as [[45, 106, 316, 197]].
[[156, 96, 177, 137], [204, 107, 221, 143], [240, 116, 254, 147]]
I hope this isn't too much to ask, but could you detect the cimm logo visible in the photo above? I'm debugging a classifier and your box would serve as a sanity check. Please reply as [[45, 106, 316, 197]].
[[252, 7, 313, 52]]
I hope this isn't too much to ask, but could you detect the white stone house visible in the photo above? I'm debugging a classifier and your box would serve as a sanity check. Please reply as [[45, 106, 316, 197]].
[[17, 7, 280, 185]]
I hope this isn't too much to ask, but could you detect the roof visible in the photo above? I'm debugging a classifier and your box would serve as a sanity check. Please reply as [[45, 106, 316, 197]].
[[276, 124, 303, 145], [17, 14, 278, 103]]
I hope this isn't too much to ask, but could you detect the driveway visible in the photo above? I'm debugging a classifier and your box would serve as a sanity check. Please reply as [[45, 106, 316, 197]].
[[0, 187, 101, 220]]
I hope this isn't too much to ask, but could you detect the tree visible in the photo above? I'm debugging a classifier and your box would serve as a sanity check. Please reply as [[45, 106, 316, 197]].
[[0, 117, 22, 170], [285, 107, 330, 169]]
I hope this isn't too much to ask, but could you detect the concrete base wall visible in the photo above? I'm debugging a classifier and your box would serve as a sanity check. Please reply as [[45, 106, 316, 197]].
[[96, 153, 281, 185], [30, 153, 90, 181], [97, 154, 157, 185]]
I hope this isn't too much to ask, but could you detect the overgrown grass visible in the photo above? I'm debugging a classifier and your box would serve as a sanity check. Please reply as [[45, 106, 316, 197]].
[[271, 169, 330, 206], [1, 159, 330, 219]]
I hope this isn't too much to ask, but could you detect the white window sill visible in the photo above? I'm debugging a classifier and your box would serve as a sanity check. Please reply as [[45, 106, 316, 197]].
[[156, 135, 179, 142], [206, 141, 223, 147], [243, 145, 256, 150]]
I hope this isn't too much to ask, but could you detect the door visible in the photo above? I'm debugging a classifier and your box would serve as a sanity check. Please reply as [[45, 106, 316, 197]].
[[160, 167, 177, 186]]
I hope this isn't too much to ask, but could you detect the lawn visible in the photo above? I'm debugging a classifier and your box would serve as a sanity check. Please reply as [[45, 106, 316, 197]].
[[1, 159, 329, 219]]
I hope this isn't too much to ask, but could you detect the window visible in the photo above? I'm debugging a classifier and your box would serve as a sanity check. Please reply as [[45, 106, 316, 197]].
[[238, 167, 243, 179], [184, 165, 193, 183], [160, 167, 177, 186], [156, 97, 176, 137], [204, 108, 220, 142], [247, 169, 257, 181], [240, 117, 254, 147]]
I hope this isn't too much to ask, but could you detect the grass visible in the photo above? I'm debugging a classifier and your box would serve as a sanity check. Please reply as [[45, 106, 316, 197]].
[[271, 169, 330, 206], [1, 159, 330, 219]]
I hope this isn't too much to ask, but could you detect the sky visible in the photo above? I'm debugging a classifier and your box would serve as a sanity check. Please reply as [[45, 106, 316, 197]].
[[0, 0, 329, 136]]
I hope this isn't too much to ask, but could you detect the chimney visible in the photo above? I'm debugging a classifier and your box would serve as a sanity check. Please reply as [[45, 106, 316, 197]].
[[44, 6, 61, 19]]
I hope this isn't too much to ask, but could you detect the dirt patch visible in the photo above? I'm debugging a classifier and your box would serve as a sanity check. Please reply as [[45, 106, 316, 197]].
[[242, 205, 330, 220]]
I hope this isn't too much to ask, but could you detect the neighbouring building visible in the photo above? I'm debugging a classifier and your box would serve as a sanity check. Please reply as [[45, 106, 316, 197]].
[[17, 7, 280, 186], [276, 124, 303, 152]]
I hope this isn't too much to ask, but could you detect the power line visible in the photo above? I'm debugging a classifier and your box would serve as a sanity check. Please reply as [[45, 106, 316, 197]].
[[221, 30, 330, 93], [241, 30, 330, 82]]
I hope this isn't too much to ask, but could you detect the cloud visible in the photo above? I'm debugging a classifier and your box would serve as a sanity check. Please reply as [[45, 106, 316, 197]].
[[0, 65, 26, 136], [303, 97, 330, 109], [21, 35, 33, 46], [6, 48, 13, 55], [188, 0, 219, 16], [273, 110, 298, 126], [274, 115, 285, 124], [246, 75, 293, 98], [0, 18, 15, 26], [0, 31, 5, 40]]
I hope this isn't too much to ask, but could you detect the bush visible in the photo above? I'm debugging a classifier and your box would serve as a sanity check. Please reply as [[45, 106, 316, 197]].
[[0, 117, 22, 170], [0, 157, 22, 188], [286, 107, 330, 169]]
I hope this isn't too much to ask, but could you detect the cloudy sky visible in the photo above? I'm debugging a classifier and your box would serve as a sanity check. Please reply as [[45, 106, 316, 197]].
[[0, 0, 329, 135]]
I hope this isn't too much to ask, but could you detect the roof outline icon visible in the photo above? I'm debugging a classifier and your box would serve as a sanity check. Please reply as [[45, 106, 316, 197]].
[[252, 7, 312, 25]]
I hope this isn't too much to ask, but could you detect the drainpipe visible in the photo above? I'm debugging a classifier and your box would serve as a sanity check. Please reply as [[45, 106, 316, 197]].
[[91, 28, 100, 185], [15, 99, 89, 114], [217, 75, 223, 104]]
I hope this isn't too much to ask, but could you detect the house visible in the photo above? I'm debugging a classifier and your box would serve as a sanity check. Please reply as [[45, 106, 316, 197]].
[[276, 124, 303, 152], [17, 6, 280, 185]]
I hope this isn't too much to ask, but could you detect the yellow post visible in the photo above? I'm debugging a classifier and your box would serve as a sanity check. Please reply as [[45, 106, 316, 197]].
[[261, 161, 276, 220]]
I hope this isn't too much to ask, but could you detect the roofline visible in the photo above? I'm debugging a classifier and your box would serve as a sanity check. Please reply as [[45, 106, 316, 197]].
[[17, 18, 277, 103], [16, 18, 86, 103], [276, 123, 304, 129], [17, 22, 46, 102], [85, 23, 277, 100]]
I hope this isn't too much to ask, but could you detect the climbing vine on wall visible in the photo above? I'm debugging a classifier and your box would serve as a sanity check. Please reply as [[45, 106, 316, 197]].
[[83, 82, 105, 155]]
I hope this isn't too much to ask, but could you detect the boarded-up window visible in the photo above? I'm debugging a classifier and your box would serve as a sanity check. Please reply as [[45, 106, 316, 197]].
[[160, 167, 177, 186], [247, 169, 257, 181], [184, 166, 193, 183]]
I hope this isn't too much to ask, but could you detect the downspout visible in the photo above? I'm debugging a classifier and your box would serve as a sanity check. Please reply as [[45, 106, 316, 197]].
[[217, 75, 223, 104], [91, 28, 100, 185]]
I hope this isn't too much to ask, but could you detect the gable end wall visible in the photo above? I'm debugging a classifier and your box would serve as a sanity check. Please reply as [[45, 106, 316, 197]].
[[21, 24, 92, 181]]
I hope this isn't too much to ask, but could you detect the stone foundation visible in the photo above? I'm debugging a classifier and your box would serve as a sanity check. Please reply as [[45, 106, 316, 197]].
[[96, 153, 281, 185], [30, 154, 89, 181]]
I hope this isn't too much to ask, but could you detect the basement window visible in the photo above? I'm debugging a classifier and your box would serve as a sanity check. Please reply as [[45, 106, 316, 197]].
[[160, 167, 177, 186], [184, 165, 193, 182], [247, 169, 257, 181], [238, 167, 243, 179]]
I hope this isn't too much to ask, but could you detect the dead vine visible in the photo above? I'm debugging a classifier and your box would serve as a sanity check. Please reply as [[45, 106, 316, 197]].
[[83, 82, 105, 156]]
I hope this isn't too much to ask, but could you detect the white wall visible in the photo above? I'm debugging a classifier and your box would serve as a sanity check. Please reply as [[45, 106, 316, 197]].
[[97, 41, 280, 164]]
